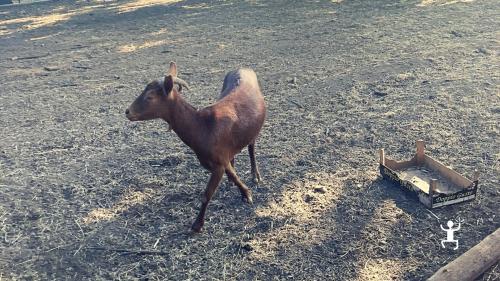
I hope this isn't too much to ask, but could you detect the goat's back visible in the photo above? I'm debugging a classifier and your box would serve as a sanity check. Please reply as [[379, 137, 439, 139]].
[[201, 69, 266, 159], [219, 69, 259, 99]]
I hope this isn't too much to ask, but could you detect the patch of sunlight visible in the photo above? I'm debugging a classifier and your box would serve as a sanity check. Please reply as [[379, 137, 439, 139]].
[[81, 188, 156, 224], [356, 259, 410, 281], [353, 200, 415, 280], [0, 12, 71, 30], [6, 67, 46, 76], [182, 3, 211, 9], [115, 0, 181, 14], [418, 0, 475, 7], [0, 29, 10, 36], [29, 32, 62, 41], [249, 170, 367, 261], [150, 27, 169, 36], [244, 0, 268, 6], [0, 5, 103, 36], [117, 39, 168, 53], [0, 1, 180, 36], [360, 199, 411, 244]]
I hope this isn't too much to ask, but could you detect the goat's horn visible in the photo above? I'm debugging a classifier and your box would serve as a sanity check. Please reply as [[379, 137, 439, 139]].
[[173, 77, 190, 91]]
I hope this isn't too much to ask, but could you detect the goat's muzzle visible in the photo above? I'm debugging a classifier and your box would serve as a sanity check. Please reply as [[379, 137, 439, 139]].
[[125, 108, 138, 121]]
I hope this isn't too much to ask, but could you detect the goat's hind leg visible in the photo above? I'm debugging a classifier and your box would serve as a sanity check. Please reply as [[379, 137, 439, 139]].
[[248, 143, 262, 184], [225, 158, 235, 187], [225, 163, 253, 204]]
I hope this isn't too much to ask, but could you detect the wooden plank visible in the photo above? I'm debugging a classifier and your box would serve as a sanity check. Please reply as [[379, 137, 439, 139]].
[[384, 157, 417, 171], [416, 140, 425, 165], [379, 149, 385, 165], [427, 228, 500, 281], [429, 178, 437, 198], [424, 155, 472, 188]]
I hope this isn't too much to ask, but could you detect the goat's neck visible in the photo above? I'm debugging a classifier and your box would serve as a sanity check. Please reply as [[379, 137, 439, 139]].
[[163, 92, 203, 151]]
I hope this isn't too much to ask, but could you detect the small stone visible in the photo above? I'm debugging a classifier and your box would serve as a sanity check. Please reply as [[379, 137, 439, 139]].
[[241, 243, 253, 251], [384, 111, 396, 118], [44, 66, 59, 71], [314, 186, 327, 194], [372, 90, 388, 97], [477, 47, 490, 55]]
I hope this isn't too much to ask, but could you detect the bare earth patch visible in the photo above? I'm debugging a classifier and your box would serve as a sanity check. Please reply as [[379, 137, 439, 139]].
[[0, 0, 498, 280]]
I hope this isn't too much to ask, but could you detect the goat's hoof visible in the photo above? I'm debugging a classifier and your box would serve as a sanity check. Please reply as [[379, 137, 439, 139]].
[[252, 177, 262, 185], [243, 194, 253, 205], [191, 222, 203, 233]]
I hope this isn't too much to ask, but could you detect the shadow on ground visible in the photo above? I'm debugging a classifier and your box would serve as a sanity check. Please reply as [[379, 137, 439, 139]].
[[0, 0, 498, 280]]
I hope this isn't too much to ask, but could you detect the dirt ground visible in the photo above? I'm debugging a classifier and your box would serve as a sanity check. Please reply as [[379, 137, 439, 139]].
[[0, 0, 499, 280]]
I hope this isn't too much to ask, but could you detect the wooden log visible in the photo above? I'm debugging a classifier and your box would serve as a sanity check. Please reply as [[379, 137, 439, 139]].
[[427, 228, 500, 281]]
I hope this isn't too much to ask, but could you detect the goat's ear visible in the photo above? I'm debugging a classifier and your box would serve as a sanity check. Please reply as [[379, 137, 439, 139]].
[[168, 61, 177, 77], [164, 75, 174, 95]]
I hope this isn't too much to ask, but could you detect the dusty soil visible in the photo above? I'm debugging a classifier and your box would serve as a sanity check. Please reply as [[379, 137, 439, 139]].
[[0, 0, 499, 280]]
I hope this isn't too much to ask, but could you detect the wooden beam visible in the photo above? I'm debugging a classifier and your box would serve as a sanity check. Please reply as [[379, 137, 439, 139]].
[[427, 228, 500, 281]]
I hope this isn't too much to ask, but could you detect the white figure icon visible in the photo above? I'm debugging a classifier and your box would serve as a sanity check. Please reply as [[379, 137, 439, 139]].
[[441, 220, 460, 250]]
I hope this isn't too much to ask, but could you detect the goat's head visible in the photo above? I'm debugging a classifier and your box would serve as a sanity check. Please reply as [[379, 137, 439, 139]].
[[125, 62, 189, 121]]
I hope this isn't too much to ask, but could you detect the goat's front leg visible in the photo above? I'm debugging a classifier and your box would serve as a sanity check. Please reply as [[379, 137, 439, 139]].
[[192, 166, 224, 232]]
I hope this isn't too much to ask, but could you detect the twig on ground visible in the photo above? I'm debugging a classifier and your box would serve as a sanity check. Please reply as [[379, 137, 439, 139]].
[[288, 99, 304, 109], [427, 209, 440, 221], [153, 238, 161, 249], [86, 246, 170, 256], [73, 244, 84, 256], [11, 53, 50, 60]]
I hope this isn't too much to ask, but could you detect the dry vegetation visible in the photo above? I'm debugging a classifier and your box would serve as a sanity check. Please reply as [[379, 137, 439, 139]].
[[0, 0, 499, 280]]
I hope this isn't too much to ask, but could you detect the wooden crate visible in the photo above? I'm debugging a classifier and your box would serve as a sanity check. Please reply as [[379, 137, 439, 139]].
[[379, 140, 479, 208]]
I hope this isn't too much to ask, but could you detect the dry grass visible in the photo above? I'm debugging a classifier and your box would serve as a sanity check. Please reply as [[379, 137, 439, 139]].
[[418, 0, 476, 7], [114, 0, 181, 13], [0, 0, 498, 280], [82, 188, 158, 224], [117, 39, 169, 53], [0, 0, 181, 35]]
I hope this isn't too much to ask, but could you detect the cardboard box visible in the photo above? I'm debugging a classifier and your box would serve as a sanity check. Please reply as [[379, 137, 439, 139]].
[[379, 140, 479, 208]]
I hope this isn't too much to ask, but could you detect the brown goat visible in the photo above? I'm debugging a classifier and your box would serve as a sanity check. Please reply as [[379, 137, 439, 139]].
[[125, 62, 266, 232]]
